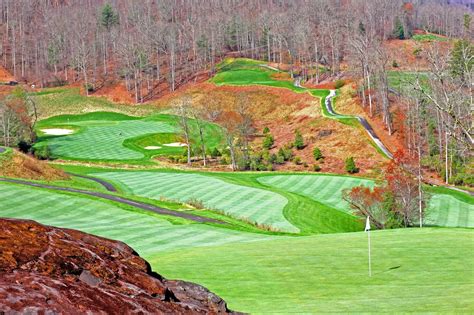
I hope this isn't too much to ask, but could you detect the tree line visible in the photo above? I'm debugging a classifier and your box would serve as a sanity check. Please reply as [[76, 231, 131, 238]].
[[0, 0, 469, 101]]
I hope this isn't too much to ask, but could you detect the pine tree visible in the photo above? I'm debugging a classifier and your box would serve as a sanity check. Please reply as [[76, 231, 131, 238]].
[[294, 130, 304, 150], [345, 157, 359, 174], [313, 147, 323, 161], [101, 3, 119, 31], [393, 17, 405, 40]]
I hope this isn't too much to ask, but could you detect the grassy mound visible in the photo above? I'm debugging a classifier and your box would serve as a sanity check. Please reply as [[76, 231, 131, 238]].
[[0, 149, 66, 180]]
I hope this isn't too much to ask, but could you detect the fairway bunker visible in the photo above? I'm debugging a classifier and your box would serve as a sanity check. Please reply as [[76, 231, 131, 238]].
[[41, 128, 74, 135], [163, 142, 187, 147], [144, 146, 162, 150]]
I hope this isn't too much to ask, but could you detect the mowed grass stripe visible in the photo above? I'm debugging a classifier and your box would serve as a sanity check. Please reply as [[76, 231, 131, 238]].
[[260, 175, 474, 228], [258, 175, 374, 213], [0, 183, 275, 253], [94, 172, 297, 232], [44, 120, 176, 160], [426, 194, 474, 228]]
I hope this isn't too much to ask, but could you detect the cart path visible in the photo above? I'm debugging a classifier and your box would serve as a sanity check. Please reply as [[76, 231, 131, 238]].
[[66, 172, 117, 192], [0, 177, 225, 224]]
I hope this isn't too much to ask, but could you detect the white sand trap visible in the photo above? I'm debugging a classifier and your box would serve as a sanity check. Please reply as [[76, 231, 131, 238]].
[[144, 146, 162, 150], [41, 128, 74, 135], [163, 142, 188, 147]]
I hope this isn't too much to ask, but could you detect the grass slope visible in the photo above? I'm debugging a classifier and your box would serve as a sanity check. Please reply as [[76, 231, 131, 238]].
[[259, 174, 375, 213], [92, 171, 297, 233], [259, 174, 474, 228], [0, 182, 276, 256], [150, 228, 474, 313]]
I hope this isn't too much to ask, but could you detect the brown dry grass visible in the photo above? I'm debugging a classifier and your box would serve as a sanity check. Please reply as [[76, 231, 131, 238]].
[[156, 82, 387, 176], [0, 151, 67, 181]]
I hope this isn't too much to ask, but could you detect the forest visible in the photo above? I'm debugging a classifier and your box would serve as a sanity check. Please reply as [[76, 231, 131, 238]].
[[0, 0, 472, 186]]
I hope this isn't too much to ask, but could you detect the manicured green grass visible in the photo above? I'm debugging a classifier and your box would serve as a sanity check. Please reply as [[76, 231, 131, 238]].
[[258, 174, 375, 213], [149, 227, 474, 313], [0, 182, 277, 256], [35, 112, 225, 162], [211, 58, 305, 92], [258, 174, 474, 228], [92, 171, 297, 232]]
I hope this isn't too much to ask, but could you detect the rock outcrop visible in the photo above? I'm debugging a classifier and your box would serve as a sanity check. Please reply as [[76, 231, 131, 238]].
[[0, 218, 236, 314]]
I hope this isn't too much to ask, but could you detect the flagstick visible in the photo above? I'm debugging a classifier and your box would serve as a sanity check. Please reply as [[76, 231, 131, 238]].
[[368, 228, 372, 277]]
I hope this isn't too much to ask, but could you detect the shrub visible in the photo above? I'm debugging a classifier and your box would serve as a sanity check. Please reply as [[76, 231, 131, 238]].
[[392, 60, 399, 68], [268, 153, 277, 164], [278, 147, 293, 161], [84, 83, 95, 92], [313, 164, 321, 172], [266, 163, 274, 172], [293, 156, 302, 165], [345, 157, 359, 174], [18, 140, 32, 154], [263, 126, 270, 134], [413, 47, 422, 58], [275, 152, 285, 164], [313, 147, 323, 161], [210, 147, 221, 158], [294, 130, 304, 150], [262, 134, 274, 150], [186, 198, 205, 209], [335, 79, 345, 89], [33, 145, 52, 160]]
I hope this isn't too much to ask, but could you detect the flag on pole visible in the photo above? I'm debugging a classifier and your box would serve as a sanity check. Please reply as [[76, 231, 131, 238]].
[[365, 216, 371, 231], [365, 216, 372, 277]]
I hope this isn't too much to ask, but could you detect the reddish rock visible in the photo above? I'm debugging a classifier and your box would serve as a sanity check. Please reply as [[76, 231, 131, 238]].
[[0, 218, 238, 314]]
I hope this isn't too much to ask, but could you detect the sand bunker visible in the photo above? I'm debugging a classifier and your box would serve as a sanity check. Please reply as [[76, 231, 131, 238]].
[[144, 146, 162, 150], [163, 142, 187, 147], [41, 128, 74, 135]]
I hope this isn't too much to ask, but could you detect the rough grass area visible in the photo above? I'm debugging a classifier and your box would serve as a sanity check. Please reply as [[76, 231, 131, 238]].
[[150, 228, 474, 313], [35, 112, 225, 162], [32, 87, 156, 119], [0, 182, 276, 256], [388, 71, 430, 96], [92, 171, 297, 233], [412, 34, 448, 42]]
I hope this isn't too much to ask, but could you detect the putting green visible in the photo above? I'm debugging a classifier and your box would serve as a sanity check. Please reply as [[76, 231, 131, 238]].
[[150, 228, 474, 313], [92, 171, 297, 233], [0, 182, 274, 256]]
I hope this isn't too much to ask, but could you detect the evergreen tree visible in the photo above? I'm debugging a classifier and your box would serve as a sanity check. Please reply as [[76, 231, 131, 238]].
[[345, 157, 359, 174], [393, 17, 405, 40], [263, 134, 274, 150], [294, 130, 304, 150], [450, 39, 473, 83], [101, 3, 119, 31], [313, 147, 323, 161]]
